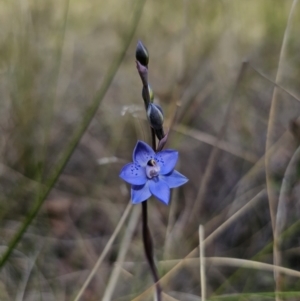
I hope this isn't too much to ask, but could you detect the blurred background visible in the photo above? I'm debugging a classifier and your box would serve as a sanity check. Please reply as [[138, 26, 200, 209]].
[[1, 0, 300, 300]]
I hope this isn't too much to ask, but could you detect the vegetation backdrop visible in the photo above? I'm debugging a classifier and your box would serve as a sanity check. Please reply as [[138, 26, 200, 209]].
[[1, 0, 300, 300]]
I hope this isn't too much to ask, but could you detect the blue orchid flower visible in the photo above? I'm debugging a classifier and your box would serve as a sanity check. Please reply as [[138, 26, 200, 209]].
[[119, 141, 188, 205]]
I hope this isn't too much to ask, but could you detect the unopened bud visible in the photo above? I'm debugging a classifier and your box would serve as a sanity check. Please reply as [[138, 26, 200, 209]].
[[147, 103, 164, 129], [147, 103, 165, 140], [136, 40, 149, 67]]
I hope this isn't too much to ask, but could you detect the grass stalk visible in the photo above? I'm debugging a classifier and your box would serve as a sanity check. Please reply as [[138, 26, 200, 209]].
[[204, 189, 265, 246], [265, 0, 298, 233], [102, 205, 140, 301], [274, 145, 300, 297], [264, 1, 298, 299], [199, 225, 206, 301], [191, 61, 248, 219], [156, 256, 300, 279], [132, 188, 264, 300], [249, 63, 300, 103], [174, 124, 258, 163], [73, 201, 132, 301]]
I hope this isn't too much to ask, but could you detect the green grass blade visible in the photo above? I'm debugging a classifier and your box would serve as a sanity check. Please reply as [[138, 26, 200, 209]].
[[0, 0, 146, 269]]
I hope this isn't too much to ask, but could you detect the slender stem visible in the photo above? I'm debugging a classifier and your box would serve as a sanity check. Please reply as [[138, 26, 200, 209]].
[[141, 128, 162, 300], [151, 128, 157, 152], [137, 42, 162, 300], [142, 201, 162, 301]]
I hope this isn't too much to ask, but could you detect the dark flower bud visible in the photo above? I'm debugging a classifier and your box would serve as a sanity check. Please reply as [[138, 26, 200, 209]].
[[136, 40, 149, 67], [147, 103, 165, 140], [147, 103, 163, 129], [142, 85, 154, 109]]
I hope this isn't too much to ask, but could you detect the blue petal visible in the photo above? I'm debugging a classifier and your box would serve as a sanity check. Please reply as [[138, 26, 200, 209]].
[[131, 182, 151, 204], [160, 170, 188, 188], [155, 150, 178, 175], [149, 178, 170, 205], [119, 163, 147, 185], [133, 141, 155, 166]]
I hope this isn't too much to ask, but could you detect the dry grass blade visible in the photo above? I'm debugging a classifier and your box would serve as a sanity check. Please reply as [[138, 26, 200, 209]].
[[199, 225, 206, 301], [166, 292, 201, 301], [73, 201, 132, 301], [102, 205, 140, 301], [274, 145, 300, 297], [267, 3, 297, 223], [158, 257, 300, 279], [249, 64, 300, 103], [265, 0, 298, 233], [191, 62, 248, 219], [204, 189, 265, 246], [162, 292, 181, 301], [175, 124, 258, 163], [163, 182, 180, 259], [264, 1, 298, 299], [132, 189, 264, 300], [203, 186, 263, 241], [206, 257, 300, 278], [15, 247, 42, 301]]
